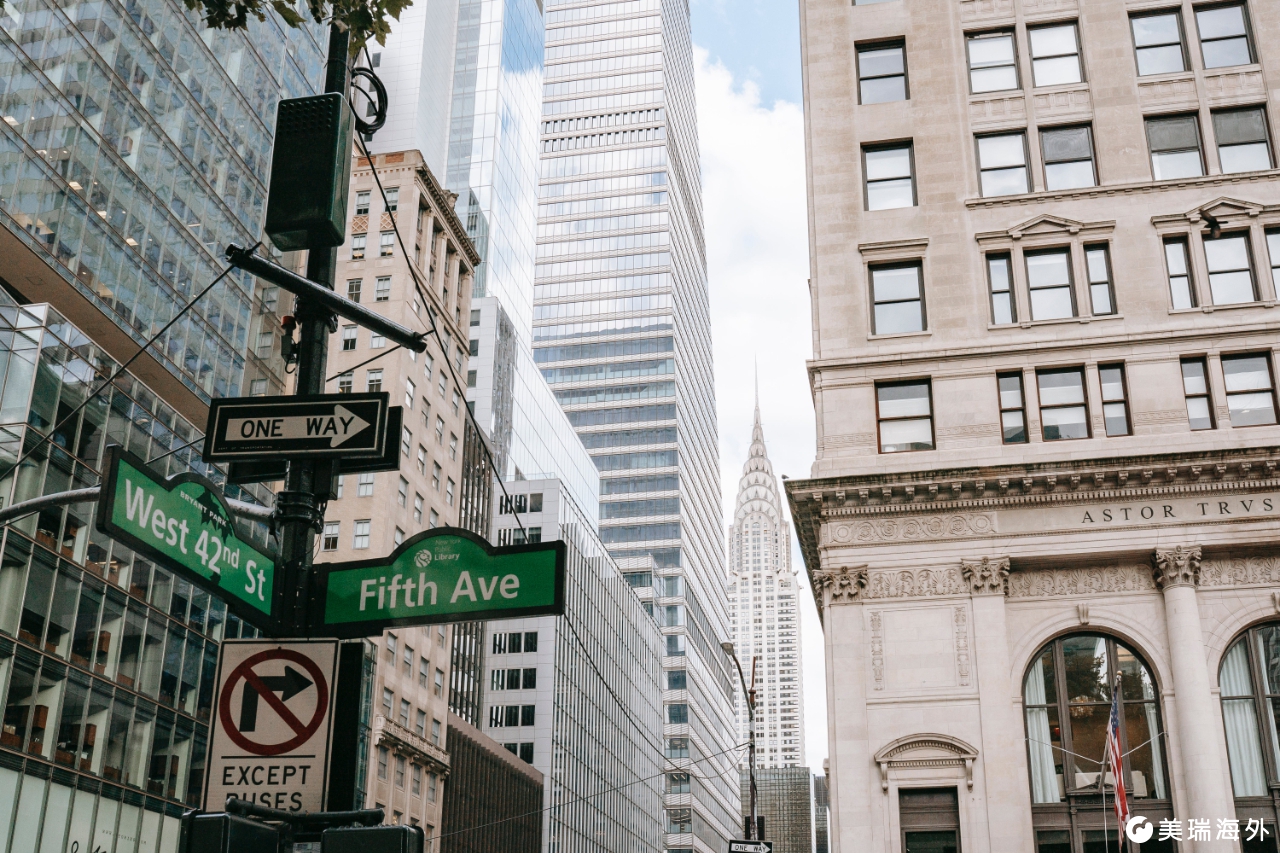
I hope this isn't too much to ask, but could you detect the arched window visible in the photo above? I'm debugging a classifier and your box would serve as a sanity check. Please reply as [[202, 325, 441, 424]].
[[1023, 634, 1172, 853], [1219, 623, 1280, 836]]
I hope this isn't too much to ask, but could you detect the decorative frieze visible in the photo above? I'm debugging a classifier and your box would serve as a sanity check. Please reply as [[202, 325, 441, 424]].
[[1200, 556, 1280, 588], [962, 556, 1010, 595], [829, 514, 996, 544], [1153, 545, 1202, 590], [1007, 564, 1156, 598], [865, 568, 967, 599]]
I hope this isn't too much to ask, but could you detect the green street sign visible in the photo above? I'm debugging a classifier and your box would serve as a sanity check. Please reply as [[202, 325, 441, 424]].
[[312, 528, 566, 638], [96, 446, 279, 632]]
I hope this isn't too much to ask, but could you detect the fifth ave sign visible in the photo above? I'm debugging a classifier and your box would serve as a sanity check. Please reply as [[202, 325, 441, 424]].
[[203, 393, 389, 460]]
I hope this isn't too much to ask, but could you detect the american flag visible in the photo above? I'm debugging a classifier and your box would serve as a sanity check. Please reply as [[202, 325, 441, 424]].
[[1106, 674, 1130, 834]]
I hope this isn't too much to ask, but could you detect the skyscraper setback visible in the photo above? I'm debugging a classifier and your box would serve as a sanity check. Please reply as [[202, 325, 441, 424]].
[[534, 0, 739, 846]]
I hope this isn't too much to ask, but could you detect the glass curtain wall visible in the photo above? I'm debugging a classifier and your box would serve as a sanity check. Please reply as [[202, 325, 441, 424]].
[[0, 296, 274, 853], [533, 0, 736, 844]]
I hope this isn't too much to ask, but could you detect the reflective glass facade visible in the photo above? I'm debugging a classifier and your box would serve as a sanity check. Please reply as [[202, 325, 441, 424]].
[[486, 479, 662, 853], [534, 0, 736, 845], [446, 0, 545, 339], [0, 296, 273, 853], [0, 0, 324, 401]]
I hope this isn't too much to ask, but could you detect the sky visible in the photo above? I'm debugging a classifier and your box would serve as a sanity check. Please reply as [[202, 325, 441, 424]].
[[692, 6, 828, 773]]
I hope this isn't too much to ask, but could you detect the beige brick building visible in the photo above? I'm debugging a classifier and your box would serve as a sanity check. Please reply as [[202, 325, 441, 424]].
[[320, 149, 479, 834], [788, 0, 1280, 851]]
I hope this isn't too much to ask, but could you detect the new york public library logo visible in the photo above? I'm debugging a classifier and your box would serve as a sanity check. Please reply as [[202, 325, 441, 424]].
[[1080, 497, 1279, 525]]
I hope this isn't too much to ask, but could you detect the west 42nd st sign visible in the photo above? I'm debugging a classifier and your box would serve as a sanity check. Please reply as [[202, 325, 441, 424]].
[[312, 528, 566, 638], [96, 446, 278, 631]]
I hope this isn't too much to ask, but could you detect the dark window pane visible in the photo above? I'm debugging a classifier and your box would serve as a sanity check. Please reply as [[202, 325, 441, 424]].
[[904, 832, 959, 853], [1214, 108, 1268, 146], [1043, 126, 1093, 161], [1147, 116, 1200, 151]]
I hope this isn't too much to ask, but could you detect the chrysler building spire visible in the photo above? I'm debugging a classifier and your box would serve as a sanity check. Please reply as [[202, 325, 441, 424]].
[[727, 402, 804, 768]]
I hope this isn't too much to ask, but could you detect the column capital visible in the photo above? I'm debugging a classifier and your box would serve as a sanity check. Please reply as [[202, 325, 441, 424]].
[[1152, 545, 1202, 590], [961, 556, 1010, 596], [812, 565, 868, 607]]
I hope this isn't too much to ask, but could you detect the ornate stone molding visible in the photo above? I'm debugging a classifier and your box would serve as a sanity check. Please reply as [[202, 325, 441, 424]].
[[873, 734, 978, 792], [954, 607, 971, 687], [1153, 545, 1202, 590], [865, 568, 966, 599], [827, 513, 996, 544], [812, 565, 868, 607], [962, 557, 1010, 595], [1007, 564, 1156, 598], [870, 612, 885, 690], [1201, 556, 1280, 587]]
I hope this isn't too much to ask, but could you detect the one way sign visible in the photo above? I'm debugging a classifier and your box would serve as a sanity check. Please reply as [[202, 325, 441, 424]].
[[203, 393, 389, 461], [205, 640, 338, 812], [729, 842, 773, 853]]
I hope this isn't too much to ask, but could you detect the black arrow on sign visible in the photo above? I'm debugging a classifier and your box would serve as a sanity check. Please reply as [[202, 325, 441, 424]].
[[237, 666, 313, 733]]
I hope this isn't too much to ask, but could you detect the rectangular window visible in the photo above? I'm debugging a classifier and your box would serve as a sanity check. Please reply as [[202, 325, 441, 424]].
[[1037, 367, 1089, 440], [384, 187, 399, 212], [432, 462, 441, 490], [435, 669, 444, 697], [857, 42, 907, 104], [250, 379, 267, 396], [520, 705, 535, 726], [1164, 237, 1196, 308], [1041, 125, 1096, 190], [1221, 353, 1277, 426], [1181, 357, 1215, 430], [1025, 249, 1076, 320], [667, 772, 691, 794], [398, 699, 410, 728], [470, 309, 481, 326], [342, 325, 357, 351], [382, 686, 394, 713], [427, 773, 437, 803], [347, 280, 362, 302], [876, 380, 934, 453], [524, 632, 538, 652], [449, 434, 458, 460], [358, 472, 375, 497], [997, 372, 1028, 444], [666, 704, 688, 724], [405, 379, 415, 409], [370, 332, 386, 349], [1099, 363, 1131, 436], [1085, 245, 1115, 315], [870, 263, 925, 334], [900, 788, 961, 853], [338, 373, 353, 394], [355, 191, 370, 216], [1213, 107, 1272, 173], [987, 254, 1016, 324], [1029, 23, 1082, 86], [418, 447, 427, 476], [967, 31, 1018, 93], [446, 478, 456, 506], [863, 143, 915, 210], [1204, 233, 1257, 304], [411, 763, 421, 795], [1147, 114, 1204, 179], [377, 746, 388, 779], [380, 232, 395, 257], [519, 743, 534, 764], [1195, 4, 1253, 69], [322, 522, 339, 551], [376, 277, 392, 301], [1131, 12, 1187, 75], [469, 339, 480, 356], [397, 477, 408, 507], [1269, 230, 1280, 293], [414, 494, 423, 524], [367, 369, 383, 393], [351, 236, 366, 261], [429, 509, 438, 528], [353, 520, 371, 549], [977, 133, 1028, 197]]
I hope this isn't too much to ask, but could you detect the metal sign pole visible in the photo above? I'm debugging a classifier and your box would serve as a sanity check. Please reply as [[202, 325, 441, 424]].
[[275, 25, 351, 634]]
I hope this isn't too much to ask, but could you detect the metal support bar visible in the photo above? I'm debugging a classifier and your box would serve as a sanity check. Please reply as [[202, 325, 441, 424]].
[[224, 243, 427, 353], [0, 487, 275, 526]]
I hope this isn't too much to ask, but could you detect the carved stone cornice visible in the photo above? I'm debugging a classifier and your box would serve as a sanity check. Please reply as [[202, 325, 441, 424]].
[[1007, 564, 1155, 598], [1153, 545, 1202, 590], [811, 565, 868, 610], [961, 557, 1010, 595], [785, 446, 1280, 584]]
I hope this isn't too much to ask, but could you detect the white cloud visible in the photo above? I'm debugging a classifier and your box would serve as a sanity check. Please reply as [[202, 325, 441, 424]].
[[697, 48, 828, 773]]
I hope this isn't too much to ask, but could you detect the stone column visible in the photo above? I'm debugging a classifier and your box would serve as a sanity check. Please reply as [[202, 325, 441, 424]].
[[962, 557, 1036, 853], [1153, 545, 1234, 851]]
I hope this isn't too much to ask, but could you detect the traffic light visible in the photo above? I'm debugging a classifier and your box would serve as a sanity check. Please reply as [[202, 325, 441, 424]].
[[179, 812, 280, 853], [322, 824, 425, 853], [264, 93, 354, 251]]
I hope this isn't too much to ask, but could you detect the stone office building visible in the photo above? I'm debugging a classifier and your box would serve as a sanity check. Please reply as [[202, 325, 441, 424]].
[[790, 0, 1280, 851]]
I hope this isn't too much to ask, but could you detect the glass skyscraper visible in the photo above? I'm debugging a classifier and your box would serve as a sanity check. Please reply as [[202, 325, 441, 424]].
[[533, 0, 738, 846]]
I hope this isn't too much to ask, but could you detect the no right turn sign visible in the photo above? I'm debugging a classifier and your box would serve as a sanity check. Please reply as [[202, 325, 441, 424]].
[[205, 639, 338, 812]]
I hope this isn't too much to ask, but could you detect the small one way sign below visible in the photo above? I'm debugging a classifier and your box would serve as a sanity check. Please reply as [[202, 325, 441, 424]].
[[203, 393, 389, 460], [729, 842, 773, 853]]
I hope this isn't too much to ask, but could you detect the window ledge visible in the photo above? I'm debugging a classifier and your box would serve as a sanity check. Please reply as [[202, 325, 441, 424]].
[[868, 330, 932, 341], [1169, 301, 1276, 315], [966, 168, 1280, 208], [994, 314, 1123, 330]]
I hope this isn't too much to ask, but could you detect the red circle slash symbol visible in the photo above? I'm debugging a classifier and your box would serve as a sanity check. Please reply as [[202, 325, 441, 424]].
[[219, 649, 330, 756]]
